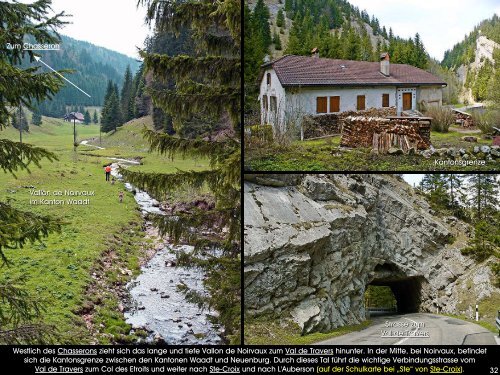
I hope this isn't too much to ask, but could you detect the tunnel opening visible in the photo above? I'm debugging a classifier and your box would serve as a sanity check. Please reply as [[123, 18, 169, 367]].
[[367, 263, 425, 315], [364, 285, 397, 316]]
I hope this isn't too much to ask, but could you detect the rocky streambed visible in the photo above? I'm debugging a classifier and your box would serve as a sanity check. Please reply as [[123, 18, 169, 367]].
[[81, 140, 222, 344], [110, 161, 222, 345]]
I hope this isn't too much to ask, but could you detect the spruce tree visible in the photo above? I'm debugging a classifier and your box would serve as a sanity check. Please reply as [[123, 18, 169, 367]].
[[273, 30, 282, 50], [100, 81, 122, 132], [83, 110, 91, 125], [93, 110, 98, 124], [421, 174, 449, 211], [11, 107, 29, 134], [444, 174, 466, 218], [31, 110, 42, 126], [132, 0, 241, 344], [253, 0, 271, 47], [276, 8, 285, 28], [461, 175, 499, 263], [121, 66, 135, 123], [0, 0, 65, 344], [467, 174, 499, 221]]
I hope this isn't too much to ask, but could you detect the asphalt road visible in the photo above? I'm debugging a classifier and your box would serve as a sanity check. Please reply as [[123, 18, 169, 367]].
[[315, 313, 498, 345]]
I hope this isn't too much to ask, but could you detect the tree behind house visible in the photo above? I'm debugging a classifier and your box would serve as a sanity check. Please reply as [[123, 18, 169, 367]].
[[31, 109, 42, 126], [11, 107, 29, 133], [83, 110, 91, 125], [100, 81, 122, 132], [120, 65, 135, 123]]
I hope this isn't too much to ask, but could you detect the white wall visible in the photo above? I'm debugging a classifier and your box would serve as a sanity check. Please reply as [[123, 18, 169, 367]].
[[259, 68, 286, 130], [417, 86, 443, 110], [258, 71, 444, 131], [396, 88, 417, 114], [286, 86, 398, 116]]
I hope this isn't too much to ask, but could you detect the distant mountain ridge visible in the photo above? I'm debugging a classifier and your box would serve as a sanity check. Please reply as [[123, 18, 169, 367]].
[[22, 35, 141, 116]]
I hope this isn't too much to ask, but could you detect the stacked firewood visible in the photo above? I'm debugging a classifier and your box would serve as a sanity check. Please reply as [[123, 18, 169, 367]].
[[341, 107, 397, 118], [302, 108, 397, 140], [455, 112, 474, 128], [303, 114, 342, 139], [340, 116, 431, 152]]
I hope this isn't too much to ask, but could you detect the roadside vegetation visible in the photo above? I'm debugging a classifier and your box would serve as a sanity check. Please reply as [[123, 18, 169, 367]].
[[244, 318, 372, 345]]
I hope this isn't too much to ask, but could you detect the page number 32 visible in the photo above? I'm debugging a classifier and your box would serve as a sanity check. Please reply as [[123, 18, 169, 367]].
[[491, 368, 499, 374]]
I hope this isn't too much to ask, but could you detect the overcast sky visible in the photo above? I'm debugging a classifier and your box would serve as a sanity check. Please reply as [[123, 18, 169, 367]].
[[403, 174, 424, 187], [348, 0, 500, 61], [12, 0, 151, 58]]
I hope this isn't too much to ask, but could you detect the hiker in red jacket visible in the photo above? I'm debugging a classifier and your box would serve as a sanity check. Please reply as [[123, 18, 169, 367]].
[[104, 165, 112, 181]]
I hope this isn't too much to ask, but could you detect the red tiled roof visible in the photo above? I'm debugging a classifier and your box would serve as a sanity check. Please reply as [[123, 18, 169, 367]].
[[263, 55, 447, 87]]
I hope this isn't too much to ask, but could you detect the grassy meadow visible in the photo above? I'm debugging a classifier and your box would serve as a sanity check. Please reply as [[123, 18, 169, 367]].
[[0, 115, 206, 343], [245, 126, 499, 171]]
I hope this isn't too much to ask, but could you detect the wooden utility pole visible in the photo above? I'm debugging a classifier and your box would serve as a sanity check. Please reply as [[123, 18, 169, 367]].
[[19, 105, 22, 143], [73, 117, 77, 152]]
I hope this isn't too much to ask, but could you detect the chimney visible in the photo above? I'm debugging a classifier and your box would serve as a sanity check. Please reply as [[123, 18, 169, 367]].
[[380, 52, 390, 76], [311, 47, 319, 58]]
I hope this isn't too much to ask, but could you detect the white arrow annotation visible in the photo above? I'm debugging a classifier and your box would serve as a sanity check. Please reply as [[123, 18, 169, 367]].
[[34, 56, 91, 98]]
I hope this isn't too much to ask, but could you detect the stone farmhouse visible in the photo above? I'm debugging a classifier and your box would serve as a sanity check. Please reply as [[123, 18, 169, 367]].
[[259, 53, 447, 131]]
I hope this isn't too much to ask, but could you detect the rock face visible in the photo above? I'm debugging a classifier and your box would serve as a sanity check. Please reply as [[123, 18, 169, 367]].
[[244, 174, 497, 334]]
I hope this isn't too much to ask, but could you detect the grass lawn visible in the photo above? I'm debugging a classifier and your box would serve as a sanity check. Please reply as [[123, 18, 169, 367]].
[[80, 116, 210, 174], [245, 128, 499, 171], [0, 115, 207, 343], [244, 318, 372, 345]]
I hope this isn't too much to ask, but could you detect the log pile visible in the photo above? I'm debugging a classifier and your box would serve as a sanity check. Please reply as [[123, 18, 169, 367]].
[[302, 108, 397, 140], [454, 112, 474, 128], [341, 116, 431, 153], [341, 107, 397, 118], [373, 132, 419, 154], [303, 114, 342, 139]]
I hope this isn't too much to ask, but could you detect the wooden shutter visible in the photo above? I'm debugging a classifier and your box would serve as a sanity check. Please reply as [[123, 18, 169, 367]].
[[330, 96, 340, 112], [316, 97, 327, 113], [382, 94, 389, 107], [357, 95, 365, 110]]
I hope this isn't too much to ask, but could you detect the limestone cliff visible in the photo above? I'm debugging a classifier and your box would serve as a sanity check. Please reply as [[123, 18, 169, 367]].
[[244, 174, 498, 334]]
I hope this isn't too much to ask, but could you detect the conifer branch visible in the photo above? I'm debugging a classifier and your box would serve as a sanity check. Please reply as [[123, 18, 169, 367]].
[[0, 64, 65, 128], [0, 282, 57, 344], [142, 129, 239, 165], [142, 53, 240, 85], [0, 323, 57, 345], [147, 83, 240, 127], [119, 169, 220, 199], [150, 207, 240, 244], [0, 202, 62, 264], [0, 139, 58, 175]]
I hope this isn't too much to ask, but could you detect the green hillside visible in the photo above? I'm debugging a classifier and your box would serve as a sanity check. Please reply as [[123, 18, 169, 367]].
[[21, 35, 141, 115], [0, 115, 207, 343]]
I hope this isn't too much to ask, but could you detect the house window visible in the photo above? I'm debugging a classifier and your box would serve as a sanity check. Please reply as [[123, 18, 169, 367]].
[[270, 96, 277, 112], [382, 94, 389, 108], [316, 97, 327, 113], [266, 73, 271, 85], [330, 96, 340, 112], [357, 95, 365, 110], [262, 95, 268, 111]]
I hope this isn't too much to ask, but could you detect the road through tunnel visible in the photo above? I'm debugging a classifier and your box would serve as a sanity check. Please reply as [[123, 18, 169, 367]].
[[368, 263, 426, 314]]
